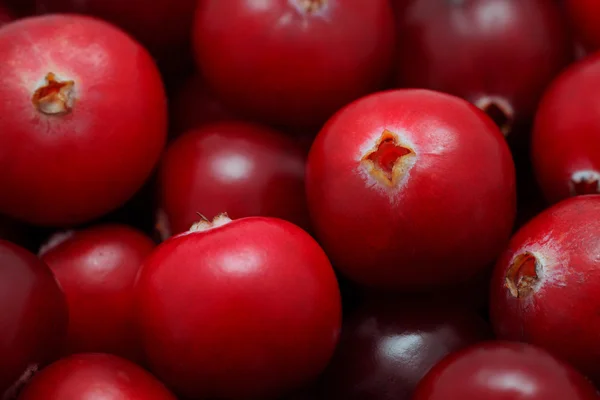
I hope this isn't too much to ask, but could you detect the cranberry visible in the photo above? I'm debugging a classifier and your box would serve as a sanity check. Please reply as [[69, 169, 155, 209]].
[[566, 0, 600, 52], [0, 240, 67, 397], [306, 89, 516, 290], [394, 0, 573, 137], [532, 53, 600, 204], [38, 225, 155, 362], [135, 214, 341, 399], [0, 15, 167, 226], [156, 121, 310, 239], [490, 195, 600, 384], [17, 353, 176, 400], [319, 299, 491, 400], [192, 0, 395, 128], [169, 74, 235, 136], [412, 341, 600, 400]]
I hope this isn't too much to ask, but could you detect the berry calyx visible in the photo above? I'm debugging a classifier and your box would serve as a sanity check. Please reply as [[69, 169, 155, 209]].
[[32, 72, 75, 116], [505, 252, 540, 298], [361, 129, 416, 188]]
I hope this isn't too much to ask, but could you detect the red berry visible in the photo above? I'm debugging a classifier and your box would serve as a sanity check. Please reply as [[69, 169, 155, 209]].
[[490, 195, 600, 384], [156, 122, 310, 239], [0, 240, 67, 396], [306, 89, 516, 290], [0, 15, 167, 226], [319, 299, 491, 400], [17, 353, 177, 400], [135, 215, 341, 399], [412, 341, 599, 400], [532, 53, 600, 204], [39, 225, 156, 362], [192, 0, 395, 128], [566, 0, 600, 52], [394, 0, 573, 137]]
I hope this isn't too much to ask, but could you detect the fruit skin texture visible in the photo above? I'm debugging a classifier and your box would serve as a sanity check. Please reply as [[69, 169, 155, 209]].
[[17, 353, 177, 400], [566, 0, 600, 52], [193, 0, 395, 128], [0, 240, 68, 396], [306, 89, 516, 290], [39, 225, 156, 362], [532, 53, 600, 204], [394, 0, 572, 136], [412, 341, 600, 400], [0, 14, 167, 226], [157, 122, 310, 238], [319, 299, 491, 400], [135, 216, 342, 399], [490, 195, 600, 384]]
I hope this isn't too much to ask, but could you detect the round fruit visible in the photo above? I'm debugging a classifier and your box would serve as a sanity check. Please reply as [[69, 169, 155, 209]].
[[319, 299, 491, 400], [532, 53, 600, 204], [306, 89, 516, 290], [136, 214, 342, 399], [0, 15, 167, 226], [192, 0, 395, 128], [39, 225, 155, 361], [566, 0, 600, 52], [412, 341, 599, 400], [394, 0, 572, 137], [156, 121, 310, 239], [0, 240, 68, 396], [17, 353, 177, 400], [490, 195, 600, 384]]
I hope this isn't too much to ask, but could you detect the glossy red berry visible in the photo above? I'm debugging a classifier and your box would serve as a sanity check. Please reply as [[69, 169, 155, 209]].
[[0, 240, 68, 397], [306, 89, 516, 290], [39, 225, 156, 362], [490, 195, 600, 384], [566, 0, 600, 52], [136, 215, 342, 399], [319, 299, 491, 400], [532, 53, 600, 204], [412, 341, 600, 400], [0, 15, 167, 226], [157, 122, 310, 239], [193, 0, 395, 128], [394, 0, 573, 137], [17, 353, 177, 400]]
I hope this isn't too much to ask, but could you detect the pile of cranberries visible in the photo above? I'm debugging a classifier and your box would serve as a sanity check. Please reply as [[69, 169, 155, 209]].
[[2, 1, 600, 399]]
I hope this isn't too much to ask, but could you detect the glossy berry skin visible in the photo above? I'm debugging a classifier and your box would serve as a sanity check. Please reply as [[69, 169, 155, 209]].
[[17, 353, 177, 400], [566, 0, 600, 52], [490, 195, 600, 384], [319, 300, 491, 400], [39, 225, 155, 362], [136, 215, 342, 399], [0, 240, 68, 396], [394, 0, 572, 137], [412, 341, 600, 400], [0, 15, 167, 226], [157, 122, 310, 239], [306, 89, 516, 290], [532, 53, 600, 204], [193, 0, 395, 128]]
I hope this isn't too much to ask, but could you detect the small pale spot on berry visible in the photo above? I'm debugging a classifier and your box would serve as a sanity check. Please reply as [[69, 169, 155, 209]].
[[505, 252, 540, 298], [570, 170, 600, 196]]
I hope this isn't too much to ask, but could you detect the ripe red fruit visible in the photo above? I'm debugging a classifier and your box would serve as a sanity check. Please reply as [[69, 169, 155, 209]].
[[306, 89, 516, 290], [157, 122, 310, 239], [394, 0, 573, 137], [490, 195, 600, 384], [319, 299, 491, 400], [192, 0, 395, 128], [412, 341, 600, 400], [136, 215, 342, 399], [566, 0, 600, 52], [0, 240, 68, 396], [39, 225, 155, 362], [532, 53, 600, 204], [0, 15, 167, 226], [17, 353, 177, 400]]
